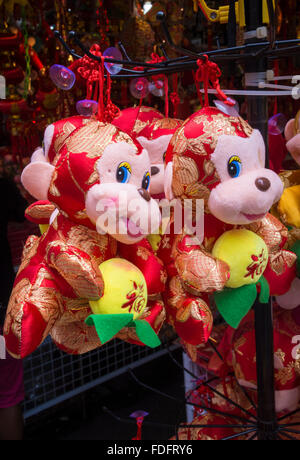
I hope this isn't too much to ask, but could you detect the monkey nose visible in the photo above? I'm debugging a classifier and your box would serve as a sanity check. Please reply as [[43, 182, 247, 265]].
[[255, 177, 271, 192], [138, 188, 151, 202], [151, 166, 160, 176]]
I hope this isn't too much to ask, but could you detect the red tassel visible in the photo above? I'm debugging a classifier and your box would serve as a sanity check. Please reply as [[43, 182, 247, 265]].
[[132, 417, 144, 440]]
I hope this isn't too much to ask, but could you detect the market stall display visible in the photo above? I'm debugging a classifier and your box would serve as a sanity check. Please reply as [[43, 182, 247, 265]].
[[1, 0, 300, 442]]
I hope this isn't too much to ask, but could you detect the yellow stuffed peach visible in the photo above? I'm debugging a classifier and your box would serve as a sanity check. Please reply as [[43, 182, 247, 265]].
[[212, 229, 269, 289], [89, 258, 147, 320]]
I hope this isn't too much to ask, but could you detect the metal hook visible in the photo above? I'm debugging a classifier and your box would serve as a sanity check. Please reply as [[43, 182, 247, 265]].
[[266, 0, 276, 49], [53, 30, 82, 60], [156, 11, 202, 59], [118, 41, 132, 62]]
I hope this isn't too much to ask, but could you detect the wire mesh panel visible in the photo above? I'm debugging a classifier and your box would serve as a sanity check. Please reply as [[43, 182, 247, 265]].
[[23, 336, 169, 419]]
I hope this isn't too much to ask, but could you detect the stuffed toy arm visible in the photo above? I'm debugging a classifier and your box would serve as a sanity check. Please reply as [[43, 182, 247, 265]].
[[25, 200, 56, 225], [246, 213, 297, 296], [245, 213, 288, 252], [173, 234, 230, 294], [46, 241, 104, 300], [118, 239, 167, 296]]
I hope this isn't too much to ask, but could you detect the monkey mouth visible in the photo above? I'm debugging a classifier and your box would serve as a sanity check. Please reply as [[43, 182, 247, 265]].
[[241, 212, 267, 221], [125, 218, 144, 238]]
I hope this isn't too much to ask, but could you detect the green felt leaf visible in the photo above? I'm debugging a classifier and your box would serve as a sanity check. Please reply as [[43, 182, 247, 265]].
[[257, 276, 270, 304], [214, 284, 257, 329], [85, 314, 133, 344], [291, 241, 300, 277], [133, 320, 161, 349]]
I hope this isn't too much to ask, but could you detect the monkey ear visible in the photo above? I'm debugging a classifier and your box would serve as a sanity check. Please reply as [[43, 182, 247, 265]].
[[284, 119, 295, 142], [21, 161, 55, 200], [286, 134, 300, 166], [43, 123, 55, 159], [31, 147, 47, 163]]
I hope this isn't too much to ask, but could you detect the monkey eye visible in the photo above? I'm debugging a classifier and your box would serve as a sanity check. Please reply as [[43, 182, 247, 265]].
[[142, 172, 151, 191], [228, 155, 242, 178], [116, 162, 132, 183]]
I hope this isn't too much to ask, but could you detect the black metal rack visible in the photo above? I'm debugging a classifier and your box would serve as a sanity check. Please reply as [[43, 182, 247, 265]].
[[54, 1, 300, 440]]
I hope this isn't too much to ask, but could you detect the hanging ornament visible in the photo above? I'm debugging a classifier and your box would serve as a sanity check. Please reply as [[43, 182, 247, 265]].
[[76, 99, 98, 116], [268, 113, 287, 135], [103, 47, 123, 75], [49, 64, 76, 90], [130, 410, 149, 440], [96, 0, 110, 50], [214, 98, 240, 117], [149, 79, 164, 97], [130, 77, 149, 99], [170, 73, 180, 118], [76, 44, 120, 123]]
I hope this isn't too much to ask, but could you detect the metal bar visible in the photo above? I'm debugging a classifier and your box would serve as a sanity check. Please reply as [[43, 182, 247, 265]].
[[179, 424, 256, 429], [128, 369, 255, 424], [280, 422, 300, 428], [220, 428, 258, 440], [53, 31, 300, 83], [266, 0, 276, 48], [227, 0, 237, 48], [232, 379, 258, 413], [267, 45, 300, 57], [277, 430, 299, 441], [24, 345, 176, 419], [53, 30, 82, 59], [166, 346, 258, 420], [54, 29, 300, 70], [68, 31, 167, 69], [278, 427, 300, 435], [118, 41, 132, 62], [156, 11, 200, 58], [244, 0, 278, 441], [207, 338, 258, 412], [204, 382, 258, 421], [247, 431, 258, 440], [277, 407, 300, 422]]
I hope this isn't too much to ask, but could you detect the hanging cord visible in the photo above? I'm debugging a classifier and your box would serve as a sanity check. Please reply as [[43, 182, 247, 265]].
[[132, 416, 145, 440], [104, 68, 120, 122], [195, 57, 209, 107], [273, 60, 279, 115], [170, 73, 180, 118], [97, 57, 105, 122], [147, 52, 170, 117], [77, 45, 120, 123], [21, 7, 31, 99], [194, 55, 235, 107], [164, 77, 169, 118]]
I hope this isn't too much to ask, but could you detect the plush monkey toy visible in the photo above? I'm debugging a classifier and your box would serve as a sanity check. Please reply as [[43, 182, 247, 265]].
[[112, 105, 182, 199], [272, 112, 300, 310], [276, 112, 300, 233], [211, 308, 300, 415], [135, 117, 183, 199], [158, 106, 295, 342], [4, 118, 166, 358]]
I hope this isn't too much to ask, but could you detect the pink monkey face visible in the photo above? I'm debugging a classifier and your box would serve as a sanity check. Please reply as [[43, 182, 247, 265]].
[[137, 134, 173, 197], [208, 130, 284, 225], [85, 142, 161, 244]]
